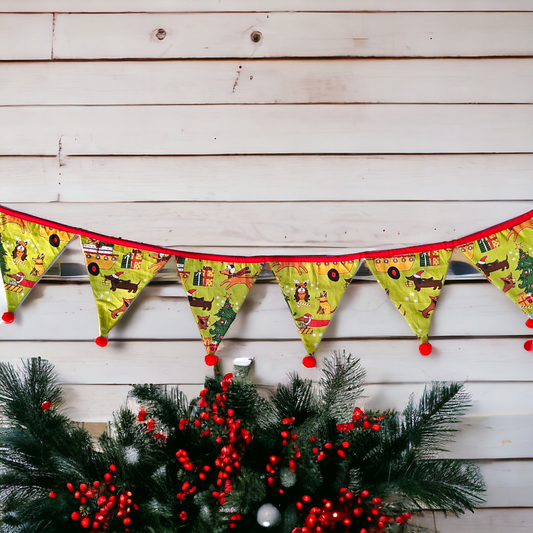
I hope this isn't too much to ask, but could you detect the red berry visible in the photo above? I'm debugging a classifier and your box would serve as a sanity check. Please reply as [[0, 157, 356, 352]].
[[104, 473, 112, 482], [41, 401, 51, 411], [80, 483, 88, 493], [109, 464, 117, 472], [81, 516, 91, 527], [49, 491, 56, 498], [361, 490, 370, 497], [123, 517, 132, 526], [66, 483, 74, 491], [71, 511, 81, 521]]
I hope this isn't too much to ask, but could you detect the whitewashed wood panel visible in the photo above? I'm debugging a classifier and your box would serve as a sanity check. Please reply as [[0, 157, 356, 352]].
[[3, 201, 532, 249], [3, 105, 532, 156], [415, 508, 533, 533], [52, 13, 533, 59], [2, 59, 532, 105], [3, 154, 533, 203], [2, 338, 531, 386], [0, 14, 52, 60], [1, 281, 532, 341], [3, 1, 533, 13]]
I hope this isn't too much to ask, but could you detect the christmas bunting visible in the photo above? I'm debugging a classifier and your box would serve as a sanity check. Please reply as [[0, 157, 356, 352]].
[[2, 204, 533, 364], [458, 216, 533, 327], [366, 248, 453, 355], [0, 210, 75, 323], [177, 258, 262, 365], [81, 236, 170, 345], [269, 259, 358, 367]]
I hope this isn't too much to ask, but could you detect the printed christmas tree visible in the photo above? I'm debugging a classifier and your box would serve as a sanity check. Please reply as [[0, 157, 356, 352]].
[[517, 247, 533, 295], [209, 293, 236, 344]]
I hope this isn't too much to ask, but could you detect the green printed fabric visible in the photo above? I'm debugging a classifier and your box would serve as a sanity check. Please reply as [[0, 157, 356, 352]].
[[81, 236, 170, 337], [268, 259, 359, 355], [367, 249, 452, 342], [457, 217, 533, 317], [177, 258, 262, 355], [0, 212, 76, 314]]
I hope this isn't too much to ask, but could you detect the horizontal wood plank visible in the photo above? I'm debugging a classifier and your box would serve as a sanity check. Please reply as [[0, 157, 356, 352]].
[[52, 13, 533, 59], [3, 201, 532, 249], [2, 154, 533, 203], [1, 338, 531, 386], [415, 508, 533, 532], [1, 281, 532, 341], [3, 1, 533, 13], [0, 14, 52, 60], [2, 59, 533, 105], [3, 105, 532, 156]]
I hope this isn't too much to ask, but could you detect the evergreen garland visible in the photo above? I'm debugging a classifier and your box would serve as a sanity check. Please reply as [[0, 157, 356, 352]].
[[0, 353, 485, 533]]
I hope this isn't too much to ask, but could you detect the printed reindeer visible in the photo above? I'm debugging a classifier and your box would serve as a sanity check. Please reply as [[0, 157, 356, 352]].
[[219, 264, 256, 290], [0, 214, 30, 234], [500, 272, 516, 293], [103, 272, 140, 293], [476, 255, 509, 276], [109, 297, 134, 320], [506, 218, 533, 242], [270, 261, 309, 276], [405, 270, 443, 292], [419, 295, 438, 319], [149, 252, 170, 275]]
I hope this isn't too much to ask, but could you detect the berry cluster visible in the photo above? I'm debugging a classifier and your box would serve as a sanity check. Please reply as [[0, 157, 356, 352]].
[[336, 407, 382, 434], [293, 489, 412, 533], [137, 407, 167, 440], [60, 465, 137, 531]]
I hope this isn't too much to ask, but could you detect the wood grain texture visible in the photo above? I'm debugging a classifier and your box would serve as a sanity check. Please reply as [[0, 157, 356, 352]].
[[3, 0, 533, 13], [2, 154, 533, 203], [2, 59, 533, 105], [0, 14, 52, 60], [1, 338, 531, 386], [3, 105, 532, 156], [1, 281, 531, 341], [415, 508, 533, 532], [2, 201, 532, 249], [52, 13, 533, 59]]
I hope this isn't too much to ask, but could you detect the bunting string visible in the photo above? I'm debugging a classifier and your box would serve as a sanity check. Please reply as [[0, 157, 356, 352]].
[[1, 205, 533, 367]]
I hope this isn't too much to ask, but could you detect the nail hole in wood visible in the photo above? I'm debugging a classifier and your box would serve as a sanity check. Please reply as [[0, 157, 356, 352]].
[[156, 28, 167, 40], [251, 31, 262, 43]]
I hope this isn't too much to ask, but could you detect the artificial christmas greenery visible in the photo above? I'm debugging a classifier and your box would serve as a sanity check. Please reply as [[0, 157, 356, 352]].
[[0, 353, 484, 533]]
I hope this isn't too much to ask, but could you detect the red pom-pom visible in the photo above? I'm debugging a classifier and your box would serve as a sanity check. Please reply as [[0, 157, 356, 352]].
[[95, 336, 108, 347], [41, 401, 51, 411], [2, 312, 14, 324], [302, 355, 316, 368], [419, 342, 432, 356], [524, 340, 533, 351], [205, 354, 219, 366], [526, 318, 533, 329]]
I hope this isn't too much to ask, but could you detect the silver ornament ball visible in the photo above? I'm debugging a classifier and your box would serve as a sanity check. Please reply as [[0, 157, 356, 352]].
[[257, 503, 281, 528]]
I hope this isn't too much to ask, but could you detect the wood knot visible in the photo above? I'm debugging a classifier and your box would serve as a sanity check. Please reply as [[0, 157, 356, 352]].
[[155, 28, 166, 40]]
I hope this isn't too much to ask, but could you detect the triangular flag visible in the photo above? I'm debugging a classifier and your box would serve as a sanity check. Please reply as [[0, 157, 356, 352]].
[[0, 211, 76, 323], [457, 216, 533, 343], [366, 248, 452, 355], [80, 236, 170, 345], [268, 259, 359, 367], [177, 257, 262, 365]]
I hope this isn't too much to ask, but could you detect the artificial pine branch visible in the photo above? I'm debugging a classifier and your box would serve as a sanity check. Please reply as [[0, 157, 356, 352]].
[[0, 355, 485, 533]]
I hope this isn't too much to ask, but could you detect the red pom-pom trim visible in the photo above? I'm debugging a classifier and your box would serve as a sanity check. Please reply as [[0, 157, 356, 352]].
[[302, 355, 316, 368], [2, 312, 14, 324], [526, 318, 533, 329], [95, 336, 108, 347], [205, 354, 219, 366], [524, 340, 533, 352], [419, 342, 432, 356]]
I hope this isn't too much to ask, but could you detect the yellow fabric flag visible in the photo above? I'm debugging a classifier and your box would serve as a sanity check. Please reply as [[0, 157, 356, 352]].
[[0, 211, 75, 323], [177, 257, 262, 365], [457, 216, 533, 331], [81, 236, 170, 345], [366, 248, 452, 355], [268, 259, 358, 367]]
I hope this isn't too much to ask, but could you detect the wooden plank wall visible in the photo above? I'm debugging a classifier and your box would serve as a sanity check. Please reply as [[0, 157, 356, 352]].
[[1, 1, 532, 530]]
